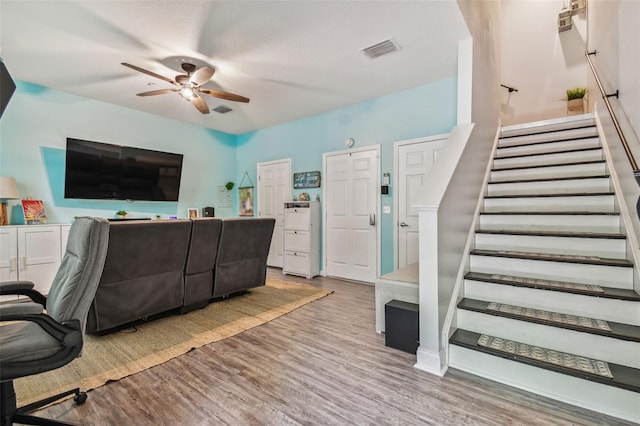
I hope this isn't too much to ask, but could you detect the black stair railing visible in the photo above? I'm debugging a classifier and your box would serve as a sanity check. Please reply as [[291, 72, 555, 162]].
[[586, 51, 640, 219]]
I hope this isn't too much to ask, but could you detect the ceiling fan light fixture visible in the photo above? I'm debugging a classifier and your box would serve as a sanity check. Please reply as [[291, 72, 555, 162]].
[[179, 86, 195, 101]]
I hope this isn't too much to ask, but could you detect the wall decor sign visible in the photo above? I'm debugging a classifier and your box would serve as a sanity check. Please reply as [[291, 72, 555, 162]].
[[293, 171, 321, 189]]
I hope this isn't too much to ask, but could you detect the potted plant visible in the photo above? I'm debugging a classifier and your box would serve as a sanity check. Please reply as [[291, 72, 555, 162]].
[[565, 87, 588, 115], [225, 182, 234, 191], [116, 210, 127, 219]]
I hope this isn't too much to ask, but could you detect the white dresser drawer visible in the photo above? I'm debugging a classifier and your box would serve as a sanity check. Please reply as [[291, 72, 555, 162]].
[[284, 251, 310, 275], [284, 230, 310, 252], [284, 208, 310, 230]]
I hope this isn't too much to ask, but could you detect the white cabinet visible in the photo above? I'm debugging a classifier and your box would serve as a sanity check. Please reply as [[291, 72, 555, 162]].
[[283, 201, 320, 279], [0, 225, 63, 300]]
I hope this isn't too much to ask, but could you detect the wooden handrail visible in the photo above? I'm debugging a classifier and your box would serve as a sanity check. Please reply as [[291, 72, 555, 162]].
[[586, 51, 639, 171]]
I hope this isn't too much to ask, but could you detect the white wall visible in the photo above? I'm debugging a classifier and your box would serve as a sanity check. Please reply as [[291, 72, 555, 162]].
[[415, 0, 501, 375], [500, 0, 588, 124], [588, 0, 640, 291]]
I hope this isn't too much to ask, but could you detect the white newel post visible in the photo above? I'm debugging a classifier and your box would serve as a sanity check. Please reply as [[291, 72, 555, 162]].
[[414, 204, 447, 376]]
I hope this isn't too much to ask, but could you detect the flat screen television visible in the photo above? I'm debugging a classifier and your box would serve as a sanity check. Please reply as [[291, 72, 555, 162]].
[[65, 138, 183, 202]]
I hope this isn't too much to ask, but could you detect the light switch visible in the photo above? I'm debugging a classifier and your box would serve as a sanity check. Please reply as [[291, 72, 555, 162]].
[[383, 206, 391, 214]]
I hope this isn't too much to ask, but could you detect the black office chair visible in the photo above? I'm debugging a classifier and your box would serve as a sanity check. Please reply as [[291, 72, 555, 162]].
[[0, 217, 109, 426]]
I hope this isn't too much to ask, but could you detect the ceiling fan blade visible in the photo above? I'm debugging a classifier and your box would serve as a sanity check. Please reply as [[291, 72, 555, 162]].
[[192, 93, 210, 114], [121, 62, 178, 86], [198, 88, 250, 103], [189, 66, 215, 86], [136, 89, 179, 97]]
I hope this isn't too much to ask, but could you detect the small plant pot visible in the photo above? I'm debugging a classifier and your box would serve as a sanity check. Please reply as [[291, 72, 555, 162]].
[[567, 98, 585, 115]]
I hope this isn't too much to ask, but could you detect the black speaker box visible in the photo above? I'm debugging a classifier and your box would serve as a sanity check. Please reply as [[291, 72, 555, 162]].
[[202, 207, 215, 217]]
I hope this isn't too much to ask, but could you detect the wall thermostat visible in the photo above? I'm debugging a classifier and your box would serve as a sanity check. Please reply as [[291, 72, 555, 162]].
[[345, 138, 355, 148]]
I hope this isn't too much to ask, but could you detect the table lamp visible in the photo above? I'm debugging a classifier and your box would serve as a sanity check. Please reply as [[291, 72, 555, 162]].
[[0, 177, 19, 226]]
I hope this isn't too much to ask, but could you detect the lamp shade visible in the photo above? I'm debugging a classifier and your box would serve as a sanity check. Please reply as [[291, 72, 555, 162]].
[[0, 176, 19, 199]]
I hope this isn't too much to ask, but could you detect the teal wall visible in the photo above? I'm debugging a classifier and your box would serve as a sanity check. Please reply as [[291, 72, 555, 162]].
[[0, 81, 237, 224], [0, 77, 457, 275], [236, 77, 457, 274]]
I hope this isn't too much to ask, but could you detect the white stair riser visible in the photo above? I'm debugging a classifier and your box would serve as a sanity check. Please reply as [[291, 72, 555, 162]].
[[483, 195, 615, 213], [479, 214, 621, 233], [496, 137, 600, 158], [464, 280, 640, 325], [449, 345, 639, 423], [457, 310, 640, 368], [491, 162, 607, 182], [469, 255, 633, 288], [475, 233, 626, 259], [487, 177, 610, 196], [499, 125, 598, 145], [493, 149, 602, 169]]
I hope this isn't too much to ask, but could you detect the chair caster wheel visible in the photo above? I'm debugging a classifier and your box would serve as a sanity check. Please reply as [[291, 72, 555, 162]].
[[74, 392, 87, 405]]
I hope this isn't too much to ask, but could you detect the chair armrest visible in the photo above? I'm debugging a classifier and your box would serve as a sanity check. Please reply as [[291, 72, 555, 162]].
[[0, 280, 46, 306], [0, 312, 82, 346], [0, 302, 43, 318]]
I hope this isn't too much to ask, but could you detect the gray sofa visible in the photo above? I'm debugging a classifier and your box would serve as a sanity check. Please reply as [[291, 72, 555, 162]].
[[86, 217, 275, 334]]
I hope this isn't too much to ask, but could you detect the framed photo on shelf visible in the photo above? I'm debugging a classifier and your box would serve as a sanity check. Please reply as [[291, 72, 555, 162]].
[[22, 199, 47, 224], [187, 208, 199, 219]]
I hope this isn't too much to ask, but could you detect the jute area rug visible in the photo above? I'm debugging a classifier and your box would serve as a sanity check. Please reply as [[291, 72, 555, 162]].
[[16, 279, 332, 406]]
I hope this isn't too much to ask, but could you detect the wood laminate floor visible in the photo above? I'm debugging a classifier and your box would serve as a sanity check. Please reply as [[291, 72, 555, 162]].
[[34, 269, 633, 425]]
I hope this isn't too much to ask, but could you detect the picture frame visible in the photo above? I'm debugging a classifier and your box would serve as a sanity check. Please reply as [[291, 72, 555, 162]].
[[22, 199, 48, 225], [239, 186, 254, 216], [187, 208, 199, 219], [293, 171, 321, 189]]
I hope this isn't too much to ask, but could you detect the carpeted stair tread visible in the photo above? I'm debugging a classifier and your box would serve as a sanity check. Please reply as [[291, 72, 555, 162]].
[[475, 229, 626, 239], [464, 271, 640, 301], [492, 159, 605, 172], [484, 191, 614, 199], [450, 329, 640, 393], [499, 125, 597, 141], [470, 249, 633, 267], [494, 146, 602, 160], [488, 175, 610, 185], [458, 298, 640, 342]]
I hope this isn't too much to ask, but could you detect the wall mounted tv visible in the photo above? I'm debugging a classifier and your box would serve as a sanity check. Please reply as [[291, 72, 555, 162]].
[[65, 138, 184, 202]]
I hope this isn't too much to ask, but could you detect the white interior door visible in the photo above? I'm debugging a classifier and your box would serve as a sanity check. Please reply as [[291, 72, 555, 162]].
[[258, 159, 291, 268], [325, 147, 379, 283], [396, 136, 447, 269]]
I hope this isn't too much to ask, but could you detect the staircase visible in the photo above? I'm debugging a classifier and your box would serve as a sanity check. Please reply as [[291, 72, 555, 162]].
[[449, 115, 640, 423]]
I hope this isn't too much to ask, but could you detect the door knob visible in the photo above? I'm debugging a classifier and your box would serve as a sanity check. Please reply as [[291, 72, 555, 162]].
[[400, 222, 409, 227]]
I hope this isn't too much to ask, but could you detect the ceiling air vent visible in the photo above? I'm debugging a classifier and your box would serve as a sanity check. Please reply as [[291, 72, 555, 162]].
[[361, 39, 399, 59], [213, 105, 233, 114]]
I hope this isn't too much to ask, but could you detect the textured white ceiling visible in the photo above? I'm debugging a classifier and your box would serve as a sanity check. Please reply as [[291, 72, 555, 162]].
[[0, 1, 470, 134]]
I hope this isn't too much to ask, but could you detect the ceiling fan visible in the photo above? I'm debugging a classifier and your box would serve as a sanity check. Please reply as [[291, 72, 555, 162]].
[[121, 62, 250, 114]]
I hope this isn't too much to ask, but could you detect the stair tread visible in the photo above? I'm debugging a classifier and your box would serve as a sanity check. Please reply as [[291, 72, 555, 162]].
[[475, 229, 626, 239], [450, 329, 640, 393], [488, 175, 610, 185], [458, 298, 640, 342], [464, 271, 640, 301], [485, 191, 614, 199], [499, 125, 597, 141], [470, 249, 633, 267], [480, 211, 619, 216], [497, 135, 599, 150], [494, 146, 602, 160], [492, 159, 605, 172]]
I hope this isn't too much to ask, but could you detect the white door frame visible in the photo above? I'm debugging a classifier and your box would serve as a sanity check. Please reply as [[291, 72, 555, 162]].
[[322, 144, 381, 280], [393, 133, 449, 271]]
